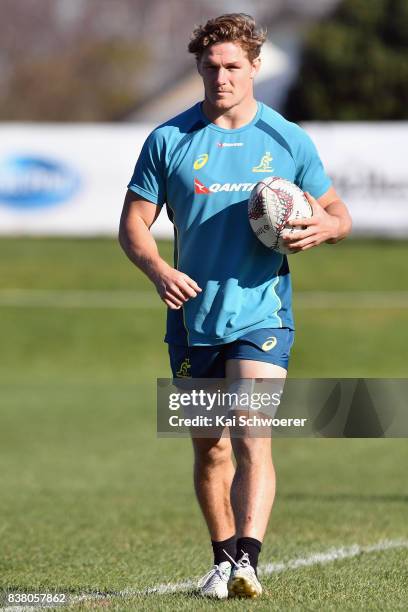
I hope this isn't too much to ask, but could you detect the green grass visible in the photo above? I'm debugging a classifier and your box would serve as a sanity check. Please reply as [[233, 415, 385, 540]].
[[0, 238, 407, 610]]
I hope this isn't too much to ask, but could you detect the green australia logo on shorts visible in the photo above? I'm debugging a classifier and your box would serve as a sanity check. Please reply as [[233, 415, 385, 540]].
[[262, 336, 277, 351], [176, 358, 192, 378]]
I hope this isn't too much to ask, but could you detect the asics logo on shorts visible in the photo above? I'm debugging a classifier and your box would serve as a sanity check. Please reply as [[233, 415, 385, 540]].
[[261, 336, 277, 351]]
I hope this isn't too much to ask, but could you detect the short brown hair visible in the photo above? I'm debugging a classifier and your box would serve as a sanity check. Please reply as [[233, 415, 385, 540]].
[[188, 13, 267, 62]]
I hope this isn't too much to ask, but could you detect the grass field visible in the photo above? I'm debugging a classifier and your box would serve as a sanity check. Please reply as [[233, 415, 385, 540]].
[[0, 238, 407, 611]]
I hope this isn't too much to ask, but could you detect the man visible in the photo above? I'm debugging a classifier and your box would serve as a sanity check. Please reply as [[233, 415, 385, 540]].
[[119, 13, 351, 599]]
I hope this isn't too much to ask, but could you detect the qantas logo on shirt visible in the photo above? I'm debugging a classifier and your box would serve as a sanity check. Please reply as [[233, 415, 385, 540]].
[[194, 179, 256, 194], [194, 178, 210, 194]]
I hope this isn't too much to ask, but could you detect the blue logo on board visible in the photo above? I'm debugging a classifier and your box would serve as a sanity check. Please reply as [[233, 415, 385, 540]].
[[0, 155, 81, 209]]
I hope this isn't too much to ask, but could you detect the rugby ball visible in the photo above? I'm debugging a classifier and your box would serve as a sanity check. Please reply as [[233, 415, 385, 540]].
[[248, 177, 312, 254]]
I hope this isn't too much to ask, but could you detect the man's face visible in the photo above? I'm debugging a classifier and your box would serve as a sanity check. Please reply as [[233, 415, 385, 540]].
[[197, 41, 260, 110]]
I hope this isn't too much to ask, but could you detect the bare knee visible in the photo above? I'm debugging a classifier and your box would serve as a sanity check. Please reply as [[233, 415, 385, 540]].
[[232, 436, 272, 468], [193, 437, 232, 468]]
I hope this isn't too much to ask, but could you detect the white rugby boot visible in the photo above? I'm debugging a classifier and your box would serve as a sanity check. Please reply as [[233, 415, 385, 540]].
[[225, 550, 263, 598], [197, 561, 231, 599]]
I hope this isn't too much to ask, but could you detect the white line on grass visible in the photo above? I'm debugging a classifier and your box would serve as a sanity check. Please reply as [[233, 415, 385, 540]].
[[0, 289, 158, 309], [133, 538, 408, 597], [68, 538, 408, 605], [1, 289, 408, 309], [295, 291, 408, 309], [260, 538, 408, 574], [2, 538, 407, 610]]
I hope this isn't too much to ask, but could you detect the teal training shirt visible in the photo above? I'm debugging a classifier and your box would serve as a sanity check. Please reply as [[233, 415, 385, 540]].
[[128, 102, 331, 346]]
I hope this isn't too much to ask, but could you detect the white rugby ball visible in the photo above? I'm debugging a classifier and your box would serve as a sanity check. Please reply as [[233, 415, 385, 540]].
[[248, 176, 312, 254]]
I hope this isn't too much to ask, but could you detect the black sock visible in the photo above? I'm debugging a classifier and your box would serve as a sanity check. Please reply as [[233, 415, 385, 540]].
[[211, 535, 236, 565], [236, 537, 262, 573]]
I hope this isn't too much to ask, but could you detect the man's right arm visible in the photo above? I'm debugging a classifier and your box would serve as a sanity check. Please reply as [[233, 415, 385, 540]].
[[118, 190, 201, 310]]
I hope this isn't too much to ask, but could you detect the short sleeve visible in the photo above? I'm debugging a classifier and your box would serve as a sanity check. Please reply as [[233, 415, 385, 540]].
[[127, 130, 167, 206], [294, 128, 332, 199]]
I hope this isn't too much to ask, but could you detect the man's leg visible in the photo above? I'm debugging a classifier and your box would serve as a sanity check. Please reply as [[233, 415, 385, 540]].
[[226, 359, 286, 597], [192, 435, 236, 599], [230, 435, 274, 541], [192, 435, 235, 541], [228, 359, 285, 540]]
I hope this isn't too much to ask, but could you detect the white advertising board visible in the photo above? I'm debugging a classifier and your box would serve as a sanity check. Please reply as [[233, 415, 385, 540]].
[[0, 123, 172, 238], [306, 122, 408, 237], [0, 122, 407, 237]]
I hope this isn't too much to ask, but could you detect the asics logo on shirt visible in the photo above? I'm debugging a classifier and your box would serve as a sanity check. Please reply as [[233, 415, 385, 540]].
[[194, 179, 257, 194], [193, 154, 209, 170]]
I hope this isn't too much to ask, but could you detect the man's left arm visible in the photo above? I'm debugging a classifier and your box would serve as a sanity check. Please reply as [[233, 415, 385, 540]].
[[284, 186, 352, 251]]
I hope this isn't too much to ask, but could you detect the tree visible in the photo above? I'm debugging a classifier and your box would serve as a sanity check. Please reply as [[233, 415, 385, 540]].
[[0, 39, 148, 121], [284, 0, 408, 120], [0, 0, 206, 121]]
